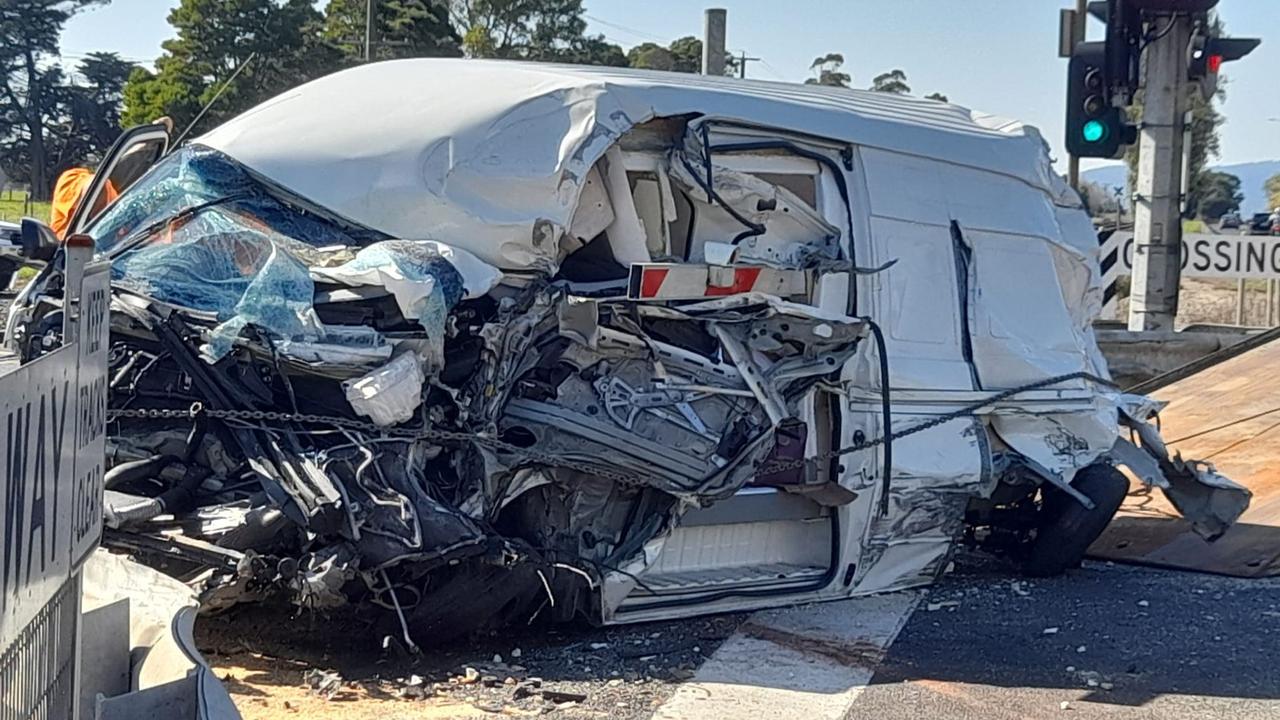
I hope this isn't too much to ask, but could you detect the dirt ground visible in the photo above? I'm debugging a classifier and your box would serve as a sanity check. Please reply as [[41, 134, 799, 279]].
[[1116, 277, 1280, 328], [196, 605, 746, 720]]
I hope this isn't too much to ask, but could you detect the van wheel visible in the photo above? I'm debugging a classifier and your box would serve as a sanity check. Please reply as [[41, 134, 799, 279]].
[[1022, 464, 1128, 578]]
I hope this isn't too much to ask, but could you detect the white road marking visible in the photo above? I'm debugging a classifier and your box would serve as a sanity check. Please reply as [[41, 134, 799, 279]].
[[651, 591, 924, 720]]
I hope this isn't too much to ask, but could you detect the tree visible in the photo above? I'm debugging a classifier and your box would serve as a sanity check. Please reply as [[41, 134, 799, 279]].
[[559, 34, 626, 67], [0, 0, 101, 199], [450, 0, 624, 65], [627, 42, 674, 71], [1265, 173, 1280, 212], [626, 37, 736, 75], [870, 69, 910, 94], [1077, 179, 1122, 217], [324, 0, 461, 62], [666, 36, 702, 73], [1193, 171, 1243, 220], [66, 52, 135, 154], [805, 53, 849, 88], [925, 92, 948, 102], [122, 0, 340, 137]]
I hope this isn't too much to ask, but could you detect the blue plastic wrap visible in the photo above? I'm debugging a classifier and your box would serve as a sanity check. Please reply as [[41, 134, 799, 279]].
[[103, 145, 390, 362], [111, 210, 332, 361]]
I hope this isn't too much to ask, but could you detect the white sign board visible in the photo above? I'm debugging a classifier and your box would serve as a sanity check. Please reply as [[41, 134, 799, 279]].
[[0, 345, 80, 650], [71, 263, 109, 566], [1108, 232, 1280, 280], [0, 260, 109, 650]]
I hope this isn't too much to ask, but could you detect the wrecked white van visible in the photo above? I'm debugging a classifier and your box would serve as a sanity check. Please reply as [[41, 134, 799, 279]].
[[6, 59, 1248, 640]]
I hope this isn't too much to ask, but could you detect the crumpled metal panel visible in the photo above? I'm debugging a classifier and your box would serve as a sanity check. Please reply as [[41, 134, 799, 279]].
[[197, 59, 1065, 273], [1112, 396, 1251, 540]]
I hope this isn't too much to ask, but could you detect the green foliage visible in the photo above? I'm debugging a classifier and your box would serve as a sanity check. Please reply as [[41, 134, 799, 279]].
[[627, 42, 674, 71], [0, 0, 120, 198], [1078, 178, 1122, 217], [0, 190, 52, 223], [869, 69, 909, 94], [1194, 171, 1243, 220], [626, 36, 736, 76], [666, 36, 702, 73], [925, 92, 948, 102], [67, 52, 135, 152], [450, 0, 623, 65], [324, 0, 461, 61], [1265, 173, 1280, 211], [122, 0, 341, 136], [805, 53, 849, 87]]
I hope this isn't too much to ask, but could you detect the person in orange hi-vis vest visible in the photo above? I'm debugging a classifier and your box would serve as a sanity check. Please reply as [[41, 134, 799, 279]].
[[49, 167, 118, 239]]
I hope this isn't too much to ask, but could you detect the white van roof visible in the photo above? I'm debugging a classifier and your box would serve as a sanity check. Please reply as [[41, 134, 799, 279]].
[[199, 58, 1070, 270]]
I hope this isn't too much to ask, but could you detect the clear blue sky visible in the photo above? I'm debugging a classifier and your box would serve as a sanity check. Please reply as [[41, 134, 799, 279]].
[[62, 0, 1279, 172]]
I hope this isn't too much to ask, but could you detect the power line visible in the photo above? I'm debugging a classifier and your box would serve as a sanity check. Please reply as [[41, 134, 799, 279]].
[[756, 58, 789, 82], [583, 14, 669, 44]]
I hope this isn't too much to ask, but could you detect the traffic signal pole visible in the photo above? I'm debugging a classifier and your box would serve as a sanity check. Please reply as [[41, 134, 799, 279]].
[[1066, 0, 1088, 190], [1127, 12, 1193, 332]]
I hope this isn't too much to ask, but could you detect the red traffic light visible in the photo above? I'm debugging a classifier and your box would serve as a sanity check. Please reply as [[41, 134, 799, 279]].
[[1206, 54, 1223, 73]]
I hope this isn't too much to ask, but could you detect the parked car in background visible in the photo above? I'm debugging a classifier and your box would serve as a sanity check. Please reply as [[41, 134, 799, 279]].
[[1217, 212, 1241, 229], [1244, 212, 1274, 235], [0, 219, 21, 291]]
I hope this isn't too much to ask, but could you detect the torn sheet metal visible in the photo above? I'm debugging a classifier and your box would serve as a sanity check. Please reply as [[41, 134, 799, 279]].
[[81, 549, 241, 719], [1114, 395, 1251, 540]]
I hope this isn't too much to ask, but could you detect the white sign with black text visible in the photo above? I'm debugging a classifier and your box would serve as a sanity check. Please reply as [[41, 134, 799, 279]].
[[1107, 232, 1280, 280]]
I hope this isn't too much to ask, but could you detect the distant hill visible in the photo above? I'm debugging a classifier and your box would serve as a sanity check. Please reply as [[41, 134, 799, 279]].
[[1083, 160, 1280, 213]]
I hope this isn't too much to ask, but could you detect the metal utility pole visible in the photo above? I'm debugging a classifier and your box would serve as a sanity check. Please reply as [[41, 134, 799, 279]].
[[1127, 12, 1193, 332], [702, 8, 727, 76], [738, 51, 761, 79], [1066, 0, 1088, 190], [365, 0, 375, 62]]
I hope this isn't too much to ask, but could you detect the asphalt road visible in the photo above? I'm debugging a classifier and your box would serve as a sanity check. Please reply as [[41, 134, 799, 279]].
[[849, 556, 1280, 719]]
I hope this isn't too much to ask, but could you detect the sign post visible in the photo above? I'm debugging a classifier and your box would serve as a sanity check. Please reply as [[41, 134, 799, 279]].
[[0, 243, 109, 720]]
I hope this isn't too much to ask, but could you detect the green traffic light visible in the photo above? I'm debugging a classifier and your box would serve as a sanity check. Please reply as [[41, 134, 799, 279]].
[[1082, 120, 1106, 143]]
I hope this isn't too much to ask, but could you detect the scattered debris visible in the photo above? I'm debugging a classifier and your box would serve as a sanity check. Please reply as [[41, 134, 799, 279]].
[[927, 601, 961, 612], [304, 669, 344, 700], [542, 689, 589, 704], [1043, 627, 1060, 635]]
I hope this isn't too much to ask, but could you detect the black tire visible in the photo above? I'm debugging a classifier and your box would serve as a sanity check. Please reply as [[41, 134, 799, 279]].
[[1022, 464, 1128, 578]]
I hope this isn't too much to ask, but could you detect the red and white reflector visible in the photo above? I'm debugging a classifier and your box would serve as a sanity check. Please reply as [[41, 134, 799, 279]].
[[628, 263, 812, 301]]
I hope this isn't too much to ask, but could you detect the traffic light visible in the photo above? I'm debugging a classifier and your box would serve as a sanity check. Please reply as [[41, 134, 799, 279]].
[[1187, 35, 1261, 99], [1066, 42, 1136, 158]]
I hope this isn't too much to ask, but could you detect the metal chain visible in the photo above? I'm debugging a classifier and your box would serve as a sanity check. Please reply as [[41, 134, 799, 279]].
[[107, 405, 649, 488], [756, 371, 1113, 476], [107, 371, 1110, 489]]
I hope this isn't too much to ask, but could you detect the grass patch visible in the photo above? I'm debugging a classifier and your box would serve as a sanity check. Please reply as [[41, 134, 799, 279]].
[[0, 190, 51, 224]]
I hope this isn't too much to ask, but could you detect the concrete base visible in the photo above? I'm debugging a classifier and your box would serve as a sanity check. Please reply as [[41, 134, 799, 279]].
[[1094, 325, 1255, 390]]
